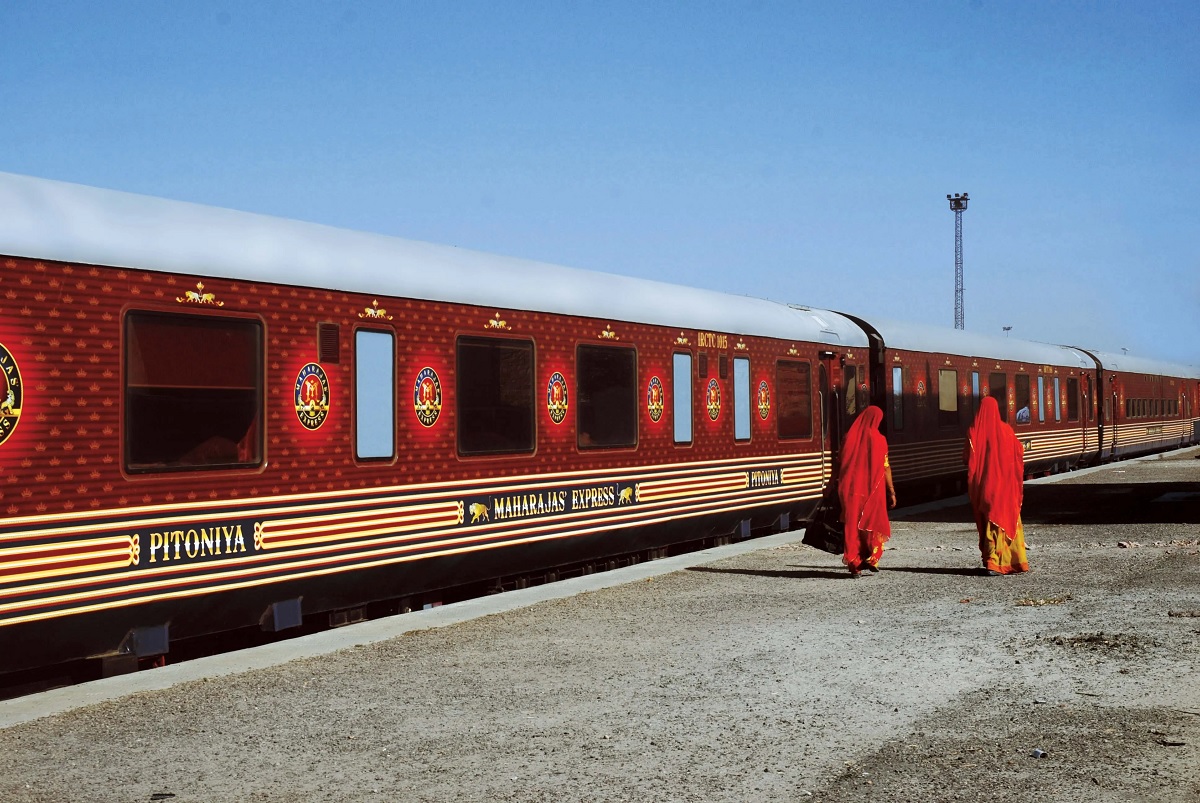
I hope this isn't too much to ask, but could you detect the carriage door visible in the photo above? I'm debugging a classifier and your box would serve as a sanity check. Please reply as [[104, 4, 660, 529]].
[[817, 352, 842, 484], [1081, 374, 1092, 455], [818, 361, 830, 483], [1109, 379, 1119, 457]]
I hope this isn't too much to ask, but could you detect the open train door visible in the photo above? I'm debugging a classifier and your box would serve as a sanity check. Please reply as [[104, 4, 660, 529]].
[[1079, 374, 1092, 463], [817, 350, 843, 487], [1109, 379, 1119, 458]]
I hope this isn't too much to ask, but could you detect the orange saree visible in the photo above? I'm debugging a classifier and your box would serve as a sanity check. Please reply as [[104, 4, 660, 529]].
[[964, 396, 1029, 574]]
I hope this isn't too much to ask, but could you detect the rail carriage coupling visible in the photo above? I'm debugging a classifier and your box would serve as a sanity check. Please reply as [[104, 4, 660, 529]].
[[0, 171, 1196, 682]]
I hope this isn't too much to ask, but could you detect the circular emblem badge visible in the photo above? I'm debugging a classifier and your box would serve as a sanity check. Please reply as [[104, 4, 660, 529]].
[[546, 372, 569, 425], [757, 380, 770, 420], [0, 341, 23, 447], [414, 367, 443, 428], [915, 379, 926, 398], [646, 376, 665, 423], [294, 363, 330, 430], [706, 378, 721, 421]]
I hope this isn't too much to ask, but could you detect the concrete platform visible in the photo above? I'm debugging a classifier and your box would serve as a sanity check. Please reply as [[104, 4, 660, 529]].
[[1, 447, 1198, 802]]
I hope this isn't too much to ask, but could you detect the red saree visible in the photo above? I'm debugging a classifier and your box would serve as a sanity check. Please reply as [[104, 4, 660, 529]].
[[838, 406, 891, 572], [965, 396, 1029, 574]]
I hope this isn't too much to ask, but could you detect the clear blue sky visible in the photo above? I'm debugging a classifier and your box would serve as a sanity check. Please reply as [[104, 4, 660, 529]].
[[3, 2, 1197, 365]]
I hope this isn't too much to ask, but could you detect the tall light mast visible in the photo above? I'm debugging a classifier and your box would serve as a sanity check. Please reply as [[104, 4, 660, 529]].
[[947, 192, 969, 330]]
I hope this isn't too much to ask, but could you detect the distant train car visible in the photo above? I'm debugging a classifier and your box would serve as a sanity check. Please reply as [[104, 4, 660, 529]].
[[1082, 350, 1200, 460], [840, 316, 1105, 494], [0, 172, 868, 676]]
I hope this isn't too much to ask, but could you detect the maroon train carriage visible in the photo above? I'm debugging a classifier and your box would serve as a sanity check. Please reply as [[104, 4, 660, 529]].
[[839, 315, 1190, 497], [1081, 350, 1200, 460], [0, 172, 869, 677]]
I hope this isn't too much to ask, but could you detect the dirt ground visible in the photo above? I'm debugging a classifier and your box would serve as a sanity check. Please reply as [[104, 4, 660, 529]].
[[0, 447, 1197, 803]]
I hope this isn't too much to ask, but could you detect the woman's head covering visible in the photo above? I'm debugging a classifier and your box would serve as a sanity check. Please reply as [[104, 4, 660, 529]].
[[967, 396, 1024, 534], [841, 405, 883, 473], [839, 406, 890, 534]]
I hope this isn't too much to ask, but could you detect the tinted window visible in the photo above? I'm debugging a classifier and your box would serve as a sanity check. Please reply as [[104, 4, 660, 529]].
[[844, 365, 857, 416], [1067, 377, 1080, 422], [989, 372, 1008, 422], [577, 344, 638, 449], [456, 336, 535, 455], [1015, 375, 1031, 425], [778, 360, 813, 440], [125, 311, 262, 472]]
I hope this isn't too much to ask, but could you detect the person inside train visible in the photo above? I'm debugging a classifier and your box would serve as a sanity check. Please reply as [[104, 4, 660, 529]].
[[963, 396, 1030, 575], [838, 405, 897, 578]]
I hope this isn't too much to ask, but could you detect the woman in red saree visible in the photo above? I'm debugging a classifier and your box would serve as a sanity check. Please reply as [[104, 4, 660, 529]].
[[838, 406, 896, 577], [964, 395, 1029, 575]]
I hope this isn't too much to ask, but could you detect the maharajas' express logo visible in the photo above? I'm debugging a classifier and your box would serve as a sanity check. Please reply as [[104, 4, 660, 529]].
[[706, 378, 721, 421], [757, 380, 770, 420], [0, 341, 23, 446], [646, 376, 665, 423], [295, 363, 330, 430], [546, 372, 568, 425], [414, 367, 442, 427]]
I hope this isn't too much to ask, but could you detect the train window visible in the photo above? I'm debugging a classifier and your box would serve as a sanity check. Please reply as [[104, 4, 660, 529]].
[[1014, 375, 1030, 425], [673, 352, 693, 444], [1067, 378, 1080, 422], [1036, 376, 1046, 423], [719, 354, 729, 380], [1053, 377, 1061, 422], [891, 366, 904, 431], [970, 371, 980, 422], [777, 360, 813, 440], [733, 356, 751, 441], [698, 353, 708, 379], [354, 329, 394, 460], [577, 344, 638, 450], [938, 369, 959, 427], [844, 365, 857, 416], [124, 311, 263, 472], [456, 336, 535, 456], [988, 373, 1008, 422]]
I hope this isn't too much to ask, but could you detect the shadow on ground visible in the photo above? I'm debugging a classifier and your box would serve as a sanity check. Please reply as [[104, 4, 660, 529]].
[[899, 481, 1200, 526]]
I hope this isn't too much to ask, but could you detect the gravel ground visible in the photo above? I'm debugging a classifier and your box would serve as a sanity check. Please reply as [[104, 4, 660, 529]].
[[1, 447, 1198, 803]]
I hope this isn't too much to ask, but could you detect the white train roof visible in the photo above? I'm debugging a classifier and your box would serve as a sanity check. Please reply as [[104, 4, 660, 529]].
[[856, 315, 1096, 371], [0, 171, 867, 349], [1080, 349, 1200, 380]]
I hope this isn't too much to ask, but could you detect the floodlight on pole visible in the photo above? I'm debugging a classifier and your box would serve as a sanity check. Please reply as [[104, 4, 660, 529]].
[[947, 192, 969, 330]]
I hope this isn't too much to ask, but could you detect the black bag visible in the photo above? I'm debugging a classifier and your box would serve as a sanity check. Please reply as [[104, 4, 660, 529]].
[[801, 493, 845, 555]]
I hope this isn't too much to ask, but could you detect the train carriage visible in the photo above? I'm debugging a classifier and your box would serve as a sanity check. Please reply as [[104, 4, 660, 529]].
[[842, 316, 1104, 493], [1083, 350, 1200, 460], [0, 172, 867, 676]]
